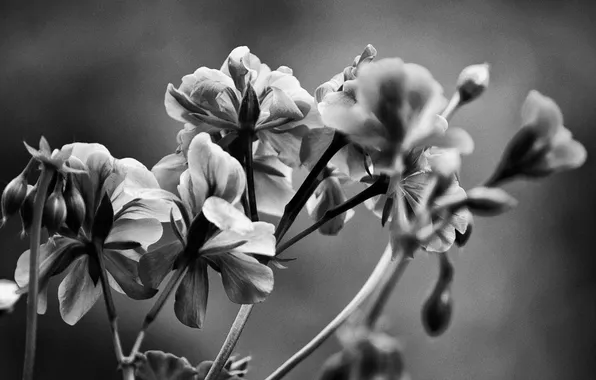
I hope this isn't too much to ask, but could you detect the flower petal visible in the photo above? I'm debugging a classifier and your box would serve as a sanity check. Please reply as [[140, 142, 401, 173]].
[[139, 241, 184, 288], [538, 138, 587, 173], [211, 252, 273, 304], [104, 250, 157, 300], [58, 255, 102, 325], [152, 153, 188, 195], [174, 260, 209, 328], [522, 90, 563, 139], [106, 218, 163, 249], [202, 221, 275, 257], [187, 133, 245, 211], [253, 156, 295, 217], [202, 196, 253, 234]]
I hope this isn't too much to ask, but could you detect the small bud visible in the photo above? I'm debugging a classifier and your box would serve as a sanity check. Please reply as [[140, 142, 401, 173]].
[[306, 170, 354, 236], [238, 82, 260, 130], [42, 177, 67, 234], [457, 63, 490, 104], [63, 175, 86, 233], [422, 253, 454, 337], [1, 173, 29, 225], [465, 187, 517, 216], [0, 279, 21, 317], [20, 186, 36, 235]]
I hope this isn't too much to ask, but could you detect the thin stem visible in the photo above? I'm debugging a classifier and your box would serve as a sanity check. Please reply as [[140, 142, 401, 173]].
[[264, 244, 395, 380], [275, 132, 347, 242], [276, 179, 387, 256], [364, 245, 414, 328], [22, 167, 53, 380], [440, 91, 461, 121], [203, 305, 254, 380], [126, 264, 189, 362], [94, 242, 125, 364], [244, 133, 258, 221]]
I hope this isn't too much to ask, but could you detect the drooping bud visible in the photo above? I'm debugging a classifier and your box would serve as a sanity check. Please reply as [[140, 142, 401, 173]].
[[1, 173, 29, 225], [0, 279, 21, 317], [306, 168, 354, 235], [63, 174, 86, 233], [42, 176, 67, 234], [456, 63, 490, 104], [20, 186, 37, 235], [422, 252, 454, 337], [238, 82, 260, 130]]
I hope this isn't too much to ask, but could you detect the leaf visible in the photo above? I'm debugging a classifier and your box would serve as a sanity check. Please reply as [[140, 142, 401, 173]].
[[139, 241, 183, 288], [135, 350, 198, 380], [92, 193, 114, 244], [103, 250, 157, 300], [174, 260, 209, 328]]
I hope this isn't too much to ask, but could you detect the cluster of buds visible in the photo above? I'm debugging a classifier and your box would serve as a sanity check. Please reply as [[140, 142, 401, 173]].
[[1, 137, 86, 236]]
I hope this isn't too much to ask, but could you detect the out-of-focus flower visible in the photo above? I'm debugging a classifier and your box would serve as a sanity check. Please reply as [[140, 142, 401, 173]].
[[366, 149, 471, 253], [14, 143, 174, 325], [0, 279, 21, 315], [488, 90, 587, 185], [164, 46, 321, 168], [456, 63, 490, 104], [152, 132, 295, 218], [140, 133, 276, 328], [317, 325, 407, 380], [306, 166, 355, 235]]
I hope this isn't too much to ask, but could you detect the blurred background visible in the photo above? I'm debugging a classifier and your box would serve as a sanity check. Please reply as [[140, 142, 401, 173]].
[[1, 0, 595, 379]]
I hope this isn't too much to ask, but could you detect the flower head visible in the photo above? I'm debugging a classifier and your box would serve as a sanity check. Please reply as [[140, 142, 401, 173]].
[[14, 143, 173, 325], [140, 133, 276, 328], [488, 90, 587, 185]]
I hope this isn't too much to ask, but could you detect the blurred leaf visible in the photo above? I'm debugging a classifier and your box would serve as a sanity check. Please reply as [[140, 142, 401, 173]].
[[135, 351, 198, 380]]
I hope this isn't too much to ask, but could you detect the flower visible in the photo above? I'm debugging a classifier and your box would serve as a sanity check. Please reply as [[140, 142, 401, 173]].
[[164, 46, 321, 168], [14, 143, 174, 325], [152, 131, 295, 218], [306, 166, 355, 235], [140, 133, 276, 328], [488, 90, 587, 185], [0, 279, 21, 315], [366, 148, 471, 252]]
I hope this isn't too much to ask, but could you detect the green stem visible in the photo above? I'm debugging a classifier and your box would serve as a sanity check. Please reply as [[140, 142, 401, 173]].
[[244, 133, 258, 221], [126, 264, 189, 364], [203, 305, 254, 380], [440, 91, 461, 121], [22, 167, 53, 380], [276, 179, 387, 256], [94, 242, 125, 366], [275, 132, 347, 242], [264, 244, 396, 380]]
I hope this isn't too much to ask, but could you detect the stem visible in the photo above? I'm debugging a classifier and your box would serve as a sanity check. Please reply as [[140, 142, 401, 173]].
[[205, 132, 261, 380], [244, 133, 258, 221], [275, 132, 347, 242], [127, 264, 189, 362], [22, 167, 53, 380], [276, 179, 387, 256], [440, 91, 461, 121], [264, 244, 395, 380], [94, 242, 125, 365], [364, 245, 413, 328], [203, 305, 254, 380]]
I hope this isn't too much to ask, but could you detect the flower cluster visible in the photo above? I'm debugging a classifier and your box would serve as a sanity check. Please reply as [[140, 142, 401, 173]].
[[0, 44, 587, 380]]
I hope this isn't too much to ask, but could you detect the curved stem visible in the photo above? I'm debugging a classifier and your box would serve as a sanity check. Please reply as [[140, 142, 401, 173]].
[[276, 179, 387, 256], [264, 244, 395, 380], [204, 305, 254, 380], [22, 167, 53, 380], [94, 242, 125, 367], [275, 132, 347, 242]]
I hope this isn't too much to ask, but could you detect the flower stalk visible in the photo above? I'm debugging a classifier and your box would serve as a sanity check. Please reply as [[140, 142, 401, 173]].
[[22, 166, 53, 380]]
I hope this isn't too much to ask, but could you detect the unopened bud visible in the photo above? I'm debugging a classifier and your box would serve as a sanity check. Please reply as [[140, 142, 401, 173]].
[[1, 173, 29, 225], [43, 177, 67, 234], [422, 253, 454, 337], [457, 63, 490, 104], [238, 82, 260, 130], [63, 176, 86, 233], [20, 186, 36, 235]]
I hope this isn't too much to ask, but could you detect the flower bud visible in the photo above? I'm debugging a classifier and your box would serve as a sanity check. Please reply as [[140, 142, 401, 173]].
[[20, 186, 36, 235], [1, 173, 28, 225], [63, 175, 86, 233], [422, 253, 454, 337], [42, 177, 67, 234], [456, 63, 490, 104], [238, 82, 260, 130], [306, 169, 354, 236]]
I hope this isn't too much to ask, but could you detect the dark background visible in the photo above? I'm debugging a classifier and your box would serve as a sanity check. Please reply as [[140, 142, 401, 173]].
[[1, 0, 595, 379]]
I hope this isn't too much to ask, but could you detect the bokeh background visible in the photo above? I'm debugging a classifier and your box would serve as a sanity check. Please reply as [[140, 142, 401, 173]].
[[1, 0, 595, 379]]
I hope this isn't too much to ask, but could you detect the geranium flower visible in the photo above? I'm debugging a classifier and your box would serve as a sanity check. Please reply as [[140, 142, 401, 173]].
[[140, 133, 276, 328], [152, 129, 295, 218], [366, 148, 471, 252], [14, 143, 174, 325], [164, 46, 321, 168], [488, 90, 587, 185]]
